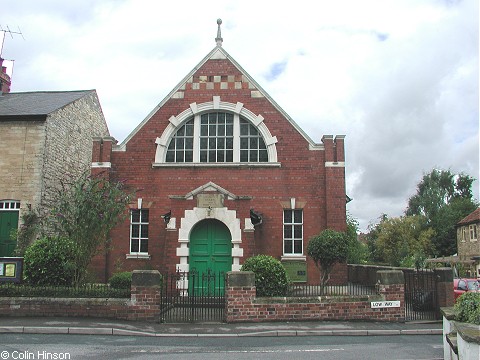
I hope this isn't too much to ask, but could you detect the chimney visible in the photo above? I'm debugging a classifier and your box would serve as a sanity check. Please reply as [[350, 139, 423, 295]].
[[0, 57, 12, 94]]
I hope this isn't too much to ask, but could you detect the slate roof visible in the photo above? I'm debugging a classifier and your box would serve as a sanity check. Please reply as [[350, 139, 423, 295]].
[[0, 90, 93, 118], [458, 208, 480, 226]]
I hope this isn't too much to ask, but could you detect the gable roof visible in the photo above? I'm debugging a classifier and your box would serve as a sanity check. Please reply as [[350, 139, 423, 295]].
[[0, 90, 94, 118], [457, 208, 480, 226], [118, 46, 321, 149]]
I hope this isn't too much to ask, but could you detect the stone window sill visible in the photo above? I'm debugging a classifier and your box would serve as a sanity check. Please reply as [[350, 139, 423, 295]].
[[281, 255, 306, 261], [126, 254, 151, 260]]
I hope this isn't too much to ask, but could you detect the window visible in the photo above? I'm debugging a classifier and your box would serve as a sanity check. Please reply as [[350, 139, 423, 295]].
[[130, 209, 149, 254], [283, 209, 303, 255], [470, 224, 477, 241], [166, 119, 194, 162], [200, 112, 234, 162], [0, 201, 20, 210], [240, 119, 268, 162], [462, 227, 467, 242], [165, 112, 268, 163]]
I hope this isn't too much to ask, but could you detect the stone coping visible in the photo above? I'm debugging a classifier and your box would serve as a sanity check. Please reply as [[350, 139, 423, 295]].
[[440, 307, 456, 320], [253, 294, 382, 304], [455, 322, 480, 345], [441, 307, 480, 345]]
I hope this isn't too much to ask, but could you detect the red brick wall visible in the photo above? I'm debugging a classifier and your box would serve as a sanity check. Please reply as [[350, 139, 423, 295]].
[[225, 282, 405, 323], [0, 284, 160, 321], [91, 57, 347, 284]]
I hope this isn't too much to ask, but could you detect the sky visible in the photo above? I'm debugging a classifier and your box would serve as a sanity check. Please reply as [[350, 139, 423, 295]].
[[1, 0, 478, 232]]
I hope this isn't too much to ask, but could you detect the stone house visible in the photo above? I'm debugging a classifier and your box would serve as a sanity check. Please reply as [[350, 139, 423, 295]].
[[90, 22, 348, 286], [456, 208, 480, 277], [0, 87, 109, 257]]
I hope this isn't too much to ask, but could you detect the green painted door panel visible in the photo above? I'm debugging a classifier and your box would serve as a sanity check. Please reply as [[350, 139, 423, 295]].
[[0, 211, 19, 257], [189, 219, 232, 295]]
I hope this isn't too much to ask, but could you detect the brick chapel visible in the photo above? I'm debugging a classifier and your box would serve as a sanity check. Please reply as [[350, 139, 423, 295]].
[[91, 20, 348, 285]]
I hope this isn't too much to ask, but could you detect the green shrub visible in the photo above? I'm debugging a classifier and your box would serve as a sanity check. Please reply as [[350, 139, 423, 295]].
[[109, 272, 132, 289], [241, 255, 289, 296], [23, 236, 76, 286], [0, 283, 130, 298], [454, 292, 480, 325]]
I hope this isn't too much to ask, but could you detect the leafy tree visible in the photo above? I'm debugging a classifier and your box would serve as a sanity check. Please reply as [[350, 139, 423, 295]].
[[365, 214, 388, 264], [46, 172, 134, 286], [406, 169, 478, 256], [375, 215, 434, 267], [307, 229, 349, 294], [430, 197, 477, 256], [346, 212, 368, 264], [406, 169, 475, 220]]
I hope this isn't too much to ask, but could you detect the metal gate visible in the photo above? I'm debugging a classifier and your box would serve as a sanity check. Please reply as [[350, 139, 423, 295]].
[[404, 269, 440, 321], [159, 270, 226, 323]]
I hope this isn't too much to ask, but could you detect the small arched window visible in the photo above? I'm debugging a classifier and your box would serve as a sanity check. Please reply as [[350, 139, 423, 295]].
[[165, 112, 268, 163]]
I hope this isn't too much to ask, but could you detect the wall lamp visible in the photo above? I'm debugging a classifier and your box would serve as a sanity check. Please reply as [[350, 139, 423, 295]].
[[250, 209, 263, 226]]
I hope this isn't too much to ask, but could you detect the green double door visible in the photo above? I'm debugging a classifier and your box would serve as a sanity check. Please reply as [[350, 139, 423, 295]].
[[189, 219, 232, 295], [0, 211, 19, 257]]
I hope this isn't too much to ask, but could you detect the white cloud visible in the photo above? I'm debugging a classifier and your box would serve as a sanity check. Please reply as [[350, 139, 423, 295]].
[[1, 0, 478, 231]]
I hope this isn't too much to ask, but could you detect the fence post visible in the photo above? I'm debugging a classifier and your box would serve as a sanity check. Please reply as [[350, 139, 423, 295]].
[[130, 270, 162, 321], [225, 271, 256, 323], [434, 267, 454, 308], [376, 270, 405, 322]]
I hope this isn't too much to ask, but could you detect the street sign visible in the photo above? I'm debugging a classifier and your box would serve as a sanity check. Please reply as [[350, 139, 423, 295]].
[[370, 301, 401, 308]]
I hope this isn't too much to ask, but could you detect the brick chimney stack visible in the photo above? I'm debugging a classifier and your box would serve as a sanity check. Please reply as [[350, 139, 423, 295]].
[[0, 57, 11, 94]]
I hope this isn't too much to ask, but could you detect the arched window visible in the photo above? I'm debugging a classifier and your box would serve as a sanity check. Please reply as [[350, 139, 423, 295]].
[[154, 99, 278, 166], [165, 112, 268, 163]]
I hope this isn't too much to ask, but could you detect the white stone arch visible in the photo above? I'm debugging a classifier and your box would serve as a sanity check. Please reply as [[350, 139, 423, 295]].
[[175, 206, 243, 273], [154, 96, 278, 163]]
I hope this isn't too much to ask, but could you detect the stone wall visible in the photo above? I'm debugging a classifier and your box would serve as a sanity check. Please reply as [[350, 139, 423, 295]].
[[41, 90, 109, 216], [0, 120, 45, 211], [0, 90, 108, 229]]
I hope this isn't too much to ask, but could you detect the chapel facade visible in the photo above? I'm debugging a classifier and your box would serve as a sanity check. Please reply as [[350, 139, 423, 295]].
[[90, 21, 347, 285]]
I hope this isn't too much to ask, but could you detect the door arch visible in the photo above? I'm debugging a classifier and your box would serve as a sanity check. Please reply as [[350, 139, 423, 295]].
[[189, 219, 232, 274]]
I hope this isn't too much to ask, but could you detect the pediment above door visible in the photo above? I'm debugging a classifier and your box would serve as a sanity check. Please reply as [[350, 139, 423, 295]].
[[169, 181, 252, 201]]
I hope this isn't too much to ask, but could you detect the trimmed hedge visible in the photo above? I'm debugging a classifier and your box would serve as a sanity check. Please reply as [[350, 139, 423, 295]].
[[109, 272, 132, 289], [241, 255, 289, 296], [454, 292, 480, 325], [23, 236, 76, 286]]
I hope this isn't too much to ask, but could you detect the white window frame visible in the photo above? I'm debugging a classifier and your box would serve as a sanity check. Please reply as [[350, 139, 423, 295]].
[[470, 224, 477, 241], [462, 227, 467, 242], [0, 201, 20, 210], [154, 98, 279, 167], [129, 209, 149, 255], [165, 113, 269, 163], [283, 209, 303, 256]]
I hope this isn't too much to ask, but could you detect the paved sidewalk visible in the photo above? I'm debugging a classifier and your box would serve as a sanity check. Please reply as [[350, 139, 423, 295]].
[[0, 317, 443, 337]]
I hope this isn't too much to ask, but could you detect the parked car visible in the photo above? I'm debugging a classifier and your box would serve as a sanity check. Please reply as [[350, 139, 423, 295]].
[[454, 278, 480, 301]]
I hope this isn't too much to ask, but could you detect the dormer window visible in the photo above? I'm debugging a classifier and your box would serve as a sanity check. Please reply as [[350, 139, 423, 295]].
[[165, 112, 268, 163]]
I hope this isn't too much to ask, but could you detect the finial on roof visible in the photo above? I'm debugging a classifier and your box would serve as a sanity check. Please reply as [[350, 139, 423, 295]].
[[215, 18, 223, 47]]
